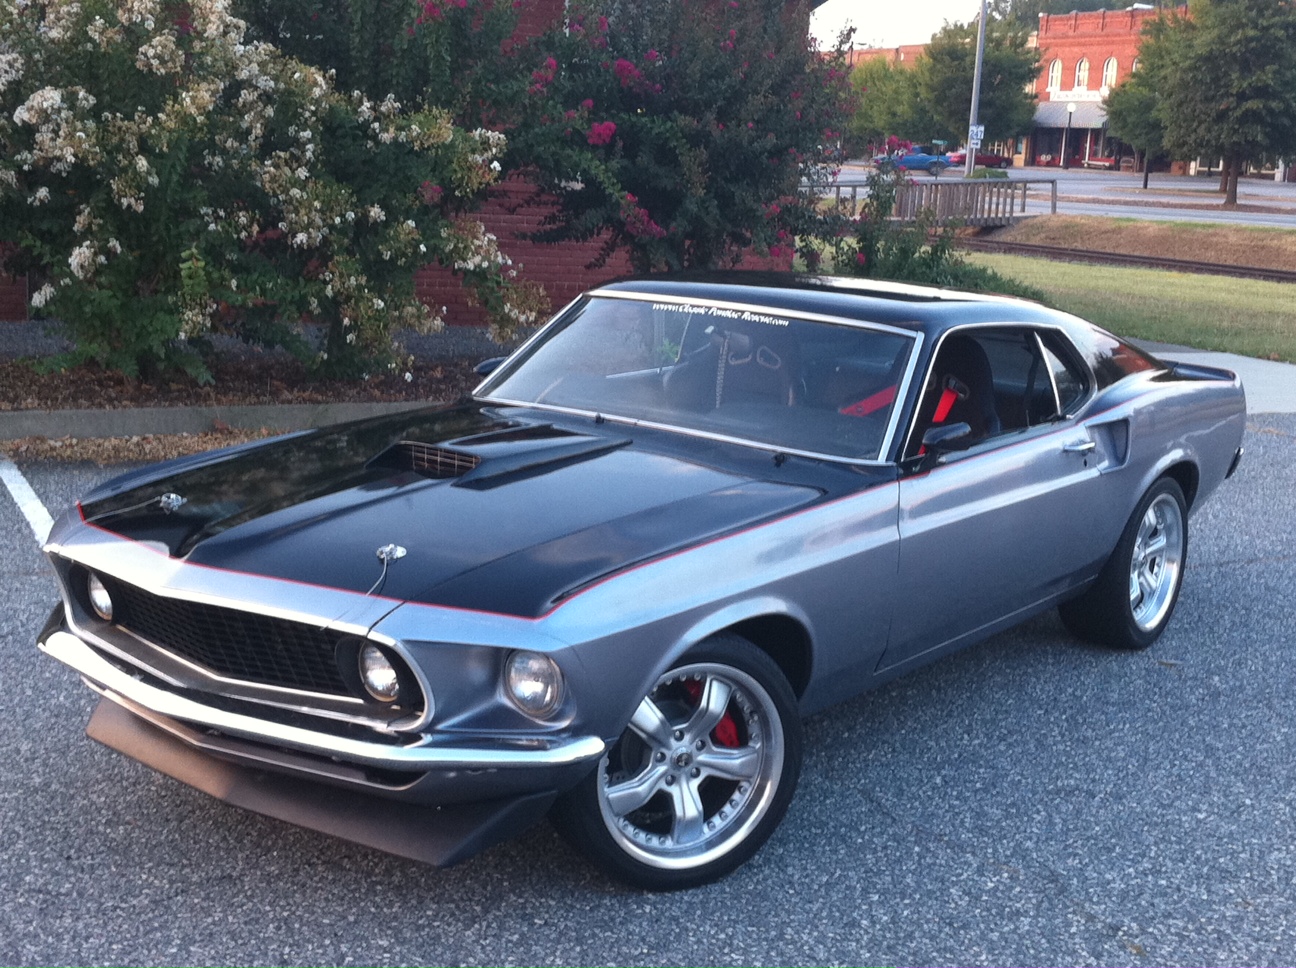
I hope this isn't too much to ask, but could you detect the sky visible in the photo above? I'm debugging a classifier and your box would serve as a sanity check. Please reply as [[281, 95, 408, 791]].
[[810, 0, 985, 49]]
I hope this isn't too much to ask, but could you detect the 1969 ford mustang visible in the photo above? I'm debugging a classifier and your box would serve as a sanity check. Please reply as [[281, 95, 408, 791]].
[[38, 275, 1246, 889]]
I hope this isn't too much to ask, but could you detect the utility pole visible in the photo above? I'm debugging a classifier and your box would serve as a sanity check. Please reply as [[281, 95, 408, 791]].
[[965, 0, 989, 178]]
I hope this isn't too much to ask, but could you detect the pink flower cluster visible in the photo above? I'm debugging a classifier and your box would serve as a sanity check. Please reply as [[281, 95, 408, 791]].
[[587, 120, 617, 145], [613, 58, 642, 86], [530, 56, 558, 95], [419, 181, 444, 205], [621, 193, 665, 240], [416, 0, 468, 25]]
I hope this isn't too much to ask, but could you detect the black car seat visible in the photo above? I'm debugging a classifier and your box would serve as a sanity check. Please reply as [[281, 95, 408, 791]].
[[916, 333, 1001, 445], [715, 327, 800, 407]]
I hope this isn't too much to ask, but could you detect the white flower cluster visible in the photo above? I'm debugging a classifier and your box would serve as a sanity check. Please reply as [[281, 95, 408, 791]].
[[0, 52, 24, 94]]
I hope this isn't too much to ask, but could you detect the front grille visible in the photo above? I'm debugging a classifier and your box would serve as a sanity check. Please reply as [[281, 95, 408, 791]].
[[106, 578, 351, 696], [373, 440, 481, 479]]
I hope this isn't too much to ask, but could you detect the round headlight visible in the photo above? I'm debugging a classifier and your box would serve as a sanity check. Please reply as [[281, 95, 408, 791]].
[[87, 573, 114, 622], [358, 643, 400, 702], [505, 651, 563, 718]]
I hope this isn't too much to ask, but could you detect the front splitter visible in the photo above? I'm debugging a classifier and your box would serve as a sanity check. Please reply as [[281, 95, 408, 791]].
[[85, 697, 558, 867]]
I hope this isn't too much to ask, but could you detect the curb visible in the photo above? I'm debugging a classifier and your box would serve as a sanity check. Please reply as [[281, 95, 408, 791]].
[[0, 399, 434, 440]]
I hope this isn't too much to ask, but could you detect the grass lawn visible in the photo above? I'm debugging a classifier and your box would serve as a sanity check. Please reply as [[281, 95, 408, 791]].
[[968, 253, 1296, 363]]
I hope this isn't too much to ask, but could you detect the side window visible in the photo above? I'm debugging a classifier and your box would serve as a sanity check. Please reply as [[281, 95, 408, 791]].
[[1039, 332, 1090, 415], [906, 327, 1079, 460]]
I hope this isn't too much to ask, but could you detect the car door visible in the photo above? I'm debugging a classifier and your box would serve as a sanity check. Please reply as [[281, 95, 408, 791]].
[[878, 325, 1119, 672]]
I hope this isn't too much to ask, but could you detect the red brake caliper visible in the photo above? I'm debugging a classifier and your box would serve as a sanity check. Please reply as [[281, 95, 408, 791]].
[[681, 679, 741, 748]]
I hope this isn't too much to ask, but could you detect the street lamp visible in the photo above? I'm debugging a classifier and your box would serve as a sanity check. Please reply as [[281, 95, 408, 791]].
[[1061, 102, 1076, 170]]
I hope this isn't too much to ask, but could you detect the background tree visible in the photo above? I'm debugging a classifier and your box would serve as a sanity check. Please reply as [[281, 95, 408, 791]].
[[1140, 0, 1296, 206], [846, 58, 939, 153], [914, 20, 1039, 147], [1104, 70, 1164, 189], [507, 0, 854, 273]]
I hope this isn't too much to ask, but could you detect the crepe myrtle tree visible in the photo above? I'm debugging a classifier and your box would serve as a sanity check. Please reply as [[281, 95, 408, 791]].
[[233, 0, 528, 128], [0, 0, 543, 381], [506, 0, 854, 274]]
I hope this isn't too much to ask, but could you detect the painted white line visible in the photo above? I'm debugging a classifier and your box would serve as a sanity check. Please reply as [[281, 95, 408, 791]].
[[0, 457, 55, 545]]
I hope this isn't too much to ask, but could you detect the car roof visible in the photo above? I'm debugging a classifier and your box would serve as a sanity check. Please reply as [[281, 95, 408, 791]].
[[593, 272, 1081, 339]]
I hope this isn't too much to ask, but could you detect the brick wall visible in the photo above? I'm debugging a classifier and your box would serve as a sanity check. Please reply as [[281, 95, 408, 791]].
[[1036, 6, 1182, 98], [416, 173, 635, 327], [0, 275, 27, 322]]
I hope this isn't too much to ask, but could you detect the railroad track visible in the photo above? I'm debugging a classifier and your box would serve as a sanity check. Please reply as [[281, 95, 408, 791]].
[[958, 238, 1296, 284]]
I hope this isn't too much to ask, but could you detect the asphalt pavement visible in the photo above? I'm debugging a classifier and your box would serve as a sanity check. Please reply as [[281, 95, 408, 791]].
[[1, 412, 1293, 965]]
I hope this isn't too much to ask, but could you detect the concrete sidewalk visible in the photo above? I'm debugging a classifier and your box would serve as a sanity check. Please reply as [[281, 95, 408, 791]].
[[1133, 341, 1296, 415]]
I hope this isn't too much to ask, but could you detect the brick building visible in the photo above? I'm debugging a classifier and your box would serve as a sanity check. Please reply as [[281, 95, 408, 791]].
[[1025, 5, 1181, 168]]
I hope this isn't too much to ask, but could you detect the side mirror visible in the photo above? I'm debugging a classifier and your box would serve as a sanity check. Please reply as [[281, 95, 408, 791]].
[[474, 356, 507, 377], [921, 422, 973, 453]]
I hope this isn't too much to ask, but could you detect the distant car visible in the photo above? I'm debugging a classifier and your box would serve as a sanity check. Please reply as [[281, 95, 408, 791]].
[[39, 275, 1246, 890], [948, 149, 1013, 169], [872, 146, 951, 174]]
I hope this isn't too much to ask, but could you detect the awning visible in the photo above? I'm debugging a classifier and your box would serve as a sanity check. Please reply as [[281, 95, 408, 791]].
[[1034, 100, 1107, 129]]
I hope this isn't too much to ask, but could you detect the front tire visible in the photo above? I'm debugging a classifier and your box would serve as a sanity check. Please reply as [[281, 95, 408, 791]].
[[553, 635, 802, 890], [1060, 477, 1188, 649]]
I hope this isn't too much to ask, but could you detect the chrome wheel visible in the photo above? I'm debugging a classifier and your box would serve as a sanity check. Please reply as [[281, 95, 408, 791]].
[[596, 661, 785, 872], [1128, 492, 1185, 632]]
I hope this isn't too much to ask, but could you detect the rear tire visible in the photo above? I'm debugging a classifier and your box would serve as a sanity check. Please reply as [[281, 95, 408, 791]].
[[553, 634, 802, 890], [1059, 478, 1188, 649]]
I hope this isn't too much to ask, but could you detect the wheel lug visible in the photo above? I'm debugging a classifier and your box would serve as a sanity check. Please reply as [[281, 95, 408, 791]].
[[655, 751, 666, 762], [691, 767, 701, 778], [665, 774, 675, 786], [673, 729, 684, 741], [695, 739, 706, 750]]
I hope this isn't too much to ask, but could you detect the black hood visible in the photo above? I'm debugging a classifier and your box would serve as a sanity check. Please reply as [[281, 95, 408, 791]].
[[78, 405, 842, 617]]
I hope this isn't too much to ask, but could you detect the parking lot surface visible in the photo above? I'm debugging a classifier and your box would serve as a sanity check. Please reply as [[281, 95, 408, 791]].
[[2, 415, 1293, 966]]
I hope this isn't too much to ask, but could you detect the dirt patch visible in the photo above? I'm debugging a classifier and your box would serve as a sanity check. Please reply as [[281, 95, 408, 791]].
[[985, 216, 1296, 272]]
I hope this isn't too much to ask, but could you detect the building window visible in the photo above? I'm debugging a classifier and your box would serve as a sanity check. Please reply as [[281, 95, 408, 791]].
[[1075, 57, 1090, 89], [1048, 58, 1062, 90], [1102, 57, 1118, 89], [1132, 57, 1140, 73]]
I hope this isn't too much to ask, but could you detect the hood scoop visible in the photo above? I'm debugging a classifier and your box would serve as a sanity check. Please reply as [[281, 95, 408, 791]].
[[371, 441, 482, 479], [370, 433, 633, 489]]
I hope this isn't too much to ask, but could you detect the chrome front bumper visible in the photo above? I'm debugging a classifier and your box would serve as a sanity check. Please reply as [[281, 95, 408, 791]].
[[41, 630, 605, 773]]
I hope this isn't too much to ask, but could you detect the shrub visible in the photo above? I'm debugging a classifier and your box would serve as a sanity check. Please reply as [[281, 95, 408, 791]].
[[506, 0, 854, 273], [0, 0, 543, 380]]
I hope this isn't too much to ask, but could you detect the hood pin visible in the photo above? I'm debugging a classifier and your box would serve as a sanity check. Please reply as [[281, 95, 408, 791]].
[[368, 544, 407, 596]]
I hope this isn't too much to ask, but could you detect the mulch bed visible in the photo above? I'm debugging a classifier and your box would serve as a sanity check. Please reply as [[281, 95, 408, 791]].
[[0, 353, 481, 412]]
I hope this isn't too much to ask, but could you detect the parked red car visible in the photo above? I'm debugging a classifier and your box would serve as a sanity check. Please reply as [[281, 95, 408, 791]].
[[947, 150, 1013, 169]]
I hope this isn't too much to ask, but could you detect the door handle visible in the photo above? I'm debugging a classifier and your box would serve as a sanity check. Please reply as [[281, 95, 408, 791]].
[[1062, 438, 1096, 454]]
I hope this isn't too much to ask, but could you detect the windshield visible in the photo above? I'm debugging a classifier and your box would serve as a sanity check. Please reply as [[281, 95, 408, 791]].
[[479, 294, 916, 461]]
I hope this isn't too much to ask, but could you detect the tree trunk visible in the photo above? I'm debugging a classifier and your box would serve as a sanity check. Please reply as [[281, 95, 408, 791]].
[[1224, 158, 1240, 207], [1218, 165, 1228, 193], [1141, 151, 1151, 190]]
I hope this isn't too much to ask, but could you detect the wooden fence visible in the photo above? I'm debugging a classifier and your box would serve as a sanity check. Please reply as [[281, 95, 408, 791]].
[[823, 179, 1058, 227]]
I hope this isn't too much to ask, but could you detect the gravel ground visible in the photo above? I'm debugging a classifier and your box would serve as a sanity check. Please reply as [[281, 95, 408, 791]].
[[0, 415, 1292, 966]]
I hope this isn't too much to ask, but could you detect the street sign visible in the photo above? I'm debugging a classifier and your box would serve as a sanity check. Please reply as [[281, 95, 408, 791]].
[[969, 124, 985, 142], [969, 138, 983, 149]]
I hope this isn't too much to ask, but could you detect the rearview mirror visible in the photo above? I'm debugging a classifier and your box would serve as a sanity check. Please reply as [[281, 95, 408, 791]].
[[474, 356, 507, 376]]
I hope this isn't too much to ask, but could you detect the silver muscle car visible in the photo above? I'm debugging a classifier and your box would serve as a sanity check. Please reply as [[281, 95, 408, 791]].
[[38, 275, 1246, 889]]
